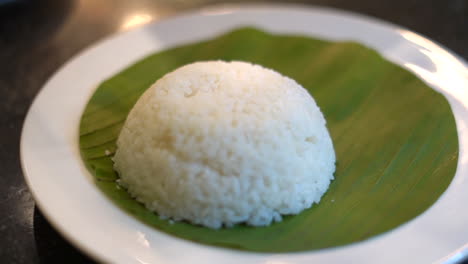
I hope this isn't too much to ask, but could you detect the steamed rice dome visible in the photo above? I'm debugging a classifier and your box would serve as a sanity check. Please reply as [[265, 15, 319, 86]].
[[113, 61, 335, 229]]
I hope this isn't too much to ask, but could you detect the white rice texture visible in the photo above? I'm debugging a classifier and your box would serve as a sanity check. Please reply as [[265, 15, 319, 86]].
[[113, 61, 336, 229]]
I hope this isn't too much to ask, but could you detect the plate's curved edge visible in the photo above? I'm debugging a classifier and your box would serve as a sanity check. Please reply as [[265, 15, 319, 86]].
[[198, 3, 468, 68], [19, 138, 112, 264], [19, 94, 116, 264], [20, 4, 468, 264]]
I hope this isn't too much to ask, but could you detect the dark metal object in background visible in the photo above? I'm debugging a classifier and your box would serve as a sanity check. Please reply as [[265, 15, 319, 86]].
[[0, 0, 466, 263]]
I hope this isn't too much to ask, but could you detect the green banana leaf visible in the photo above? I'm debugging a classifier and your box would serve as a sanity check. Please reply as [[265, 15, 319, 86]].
[[79, 27, 458, 252]]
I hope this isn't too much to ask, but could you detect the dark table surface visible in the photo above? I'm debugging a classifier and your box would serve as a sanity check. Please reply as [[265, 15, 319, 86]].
[[1, 0, 467, 263]]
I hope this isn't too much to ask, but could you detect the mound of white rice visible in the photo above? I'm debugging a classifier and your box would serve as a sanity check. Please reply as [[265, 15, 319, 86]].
[[113, 61, 335, 229]]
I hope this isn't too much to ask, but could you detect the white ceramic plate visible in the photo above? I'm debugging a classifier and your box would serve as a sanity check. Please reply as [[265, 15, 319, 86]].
[[21, 4, 468, 264]]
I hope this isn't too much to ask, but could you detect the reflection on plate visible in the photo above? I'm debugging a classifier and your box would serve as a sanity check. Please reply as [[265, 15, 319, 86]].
[[21, 4, 468, 264]]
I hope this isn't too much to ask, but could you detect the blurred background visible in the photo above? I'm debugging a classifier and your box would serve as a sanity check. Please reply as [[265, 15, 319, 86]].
[[0, 0, 466, 263]]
